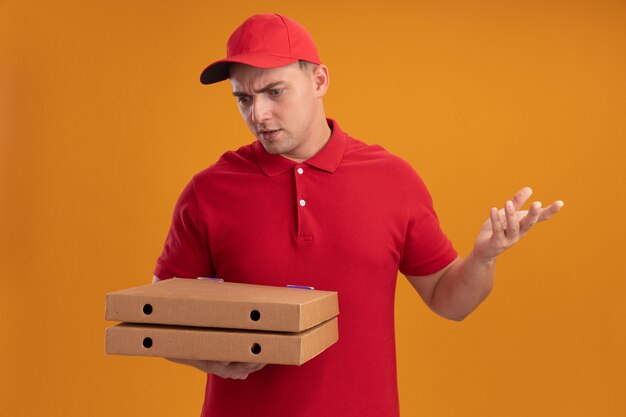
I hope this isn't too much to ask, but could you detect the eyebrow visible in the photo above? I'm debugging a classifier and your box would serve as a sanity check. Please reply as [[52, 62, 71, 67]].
[[232, 81, 285, 97]]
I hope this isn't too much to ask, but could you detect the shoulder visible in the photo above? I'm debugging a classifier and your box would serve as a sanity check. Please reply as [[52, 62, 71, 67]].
[[343, 133, 423, 182], [340, 131, 433, 206], [190, 142, 259, 184]]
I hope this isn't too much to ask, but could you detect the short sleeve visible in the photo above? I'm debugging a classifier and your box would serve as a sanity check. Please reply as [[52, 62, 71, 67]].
[[153, 178, 214, 279], [398, 171, 457, 276]]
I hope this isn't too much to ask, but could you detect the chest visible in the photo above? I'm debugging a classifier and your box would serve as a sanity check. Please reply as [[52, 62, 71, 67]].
[[197, 167, 410, 291]]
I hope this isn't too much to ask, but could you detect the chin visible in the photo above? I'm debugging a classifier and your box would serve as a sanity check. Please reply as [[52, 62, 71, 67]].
[[260, 139, 293, 156], [259, 141, 283, 155]]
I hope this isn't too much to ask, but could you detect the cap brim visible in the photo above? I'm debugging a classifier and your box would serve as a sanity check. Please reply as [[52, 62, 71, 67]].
[[200, 54, 299, 85]]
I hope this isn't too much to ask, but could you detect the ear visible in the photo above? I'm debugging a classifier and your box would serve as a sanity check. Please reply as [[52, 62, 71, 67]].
[[312, 64, 330, 97]]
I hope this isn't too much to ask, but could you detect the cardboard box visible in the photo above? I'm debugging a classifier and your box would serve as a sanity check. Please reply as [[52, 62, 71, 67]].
[[105, 317, 338, 365], [105, 278, 339, 332]]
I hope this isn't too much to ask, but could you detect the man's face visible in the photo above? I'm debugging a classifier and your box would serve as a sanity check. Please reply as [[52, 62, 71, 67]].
[[229, 62, 325, 161]]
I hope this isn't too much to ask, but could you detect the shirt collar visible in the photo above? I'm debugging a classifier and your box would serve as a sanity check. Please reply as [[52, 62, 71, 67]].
[[253, 118, 347, 177]]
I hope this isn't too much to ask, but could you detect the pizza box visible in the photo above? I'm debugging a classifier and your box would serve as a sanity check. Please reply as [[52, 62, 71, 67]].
[[105, 317, 338, 365], [105, 278, 338, 332]]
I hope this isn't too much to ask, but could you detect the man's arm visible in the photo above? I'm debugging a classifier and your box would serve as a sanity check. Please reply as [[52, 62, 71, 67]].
[[406, 187, 563, 321], [151, 275, 267, 379]]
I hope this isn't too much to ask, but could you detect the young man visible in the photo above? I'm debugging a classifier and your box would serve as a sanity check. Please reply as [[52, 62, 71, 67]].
[[153, 13, 563, 417]]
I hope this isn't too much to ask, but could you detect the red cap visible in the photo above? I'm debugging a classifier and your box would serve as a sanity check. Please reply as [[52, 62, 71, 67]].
[[200, 14, 321, 85]]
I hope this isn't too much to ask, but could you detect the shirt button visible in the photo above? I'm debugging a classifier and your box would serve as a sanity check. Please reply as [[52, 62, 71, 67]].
[[297, 168, 304, 175], [299, 199, 306, 207]]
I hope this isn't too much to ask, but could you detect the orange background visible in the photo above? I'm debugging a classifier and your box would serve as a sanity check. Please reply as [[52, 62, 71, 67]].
[[1, 1, 625, 416]]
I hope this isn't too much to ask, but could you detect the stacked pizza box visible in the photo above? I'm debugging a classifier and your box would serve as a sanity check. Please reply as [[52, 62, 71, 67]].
[[105, 278, 339, 365]]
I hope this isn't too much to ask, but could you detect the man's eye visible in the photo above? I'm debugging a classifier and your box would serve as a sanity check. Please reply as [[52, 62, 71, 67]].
[[237, 96, 251, 104], [269, 89, 282, 97]]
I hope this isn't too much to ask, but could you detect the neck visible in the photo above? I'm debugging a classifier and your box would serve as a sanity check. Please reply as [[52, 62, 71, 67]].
[[283, 113, 331, 163]]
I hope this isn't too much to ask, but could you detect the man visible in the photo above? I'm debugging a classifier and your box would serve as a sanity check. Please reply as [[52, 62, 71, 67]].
[[152, 13, 563, 417]]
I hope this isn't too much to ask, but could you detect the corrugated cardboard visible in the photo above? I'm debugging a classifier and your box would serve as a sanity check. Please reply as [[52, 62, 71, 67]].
[[105, 278, 339, 332], [105, 317, 338, 365]]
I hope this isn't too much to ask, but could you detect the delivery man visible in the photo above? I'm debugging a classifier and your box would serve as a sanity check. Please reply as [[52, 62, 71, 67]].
[[151, 13, 563, 417]]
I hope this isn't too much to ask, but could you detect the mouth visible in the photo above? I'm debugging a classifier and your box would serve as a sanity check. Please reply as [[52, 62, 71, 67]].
[[258, 128, 281, 141]]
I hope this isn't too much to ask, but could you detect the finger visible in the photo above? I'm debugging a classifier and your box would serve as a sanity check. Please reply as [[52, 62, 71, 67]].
[[511, 186, 533, 210], [222, 362, 253, 379], [250, 363, 266, 372], [229, 362, 255, 370], [538, 200, 564, 222], [504, 200, 519, 236], [490, 207, 504, 236], [232, 362, 262, 373], [519, 201, 542, 232], [244, 362, 262, 371]]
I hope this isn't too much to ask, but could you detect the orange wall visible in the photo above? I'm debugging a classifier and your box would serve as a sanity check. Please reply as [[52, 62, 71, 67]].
[[1, 1, 625, 416]]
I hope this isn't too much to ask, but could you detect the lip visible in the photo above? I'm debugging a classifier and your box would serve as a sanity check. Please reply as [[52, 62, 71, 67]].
[[258, 129, 281, 141]]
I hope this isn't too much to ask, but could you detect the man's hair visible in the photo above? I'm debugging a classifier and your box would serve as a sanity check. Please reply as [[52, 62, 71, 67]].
[[298, 60, 317, 72]]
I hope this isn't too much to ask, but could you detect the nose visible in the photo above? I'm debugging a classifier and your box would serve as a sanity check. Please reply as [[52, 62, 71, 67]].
[[251, 96, 270, 123]]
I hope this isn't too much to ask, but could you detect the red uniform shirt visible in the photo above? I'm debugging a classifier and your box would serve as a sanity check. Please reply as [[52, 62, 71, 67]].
[[155, 119, 457, 417]]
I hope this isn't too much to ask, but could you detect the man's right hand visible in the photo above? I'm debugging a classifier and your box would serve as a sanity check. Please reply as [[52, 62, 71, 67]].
[[165, 358, 267, 379]]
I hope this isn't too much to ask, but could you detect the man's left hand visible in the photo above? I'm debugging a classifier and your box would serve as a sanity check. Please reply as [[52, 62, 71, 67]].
[[473, 187, 564, 262]]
